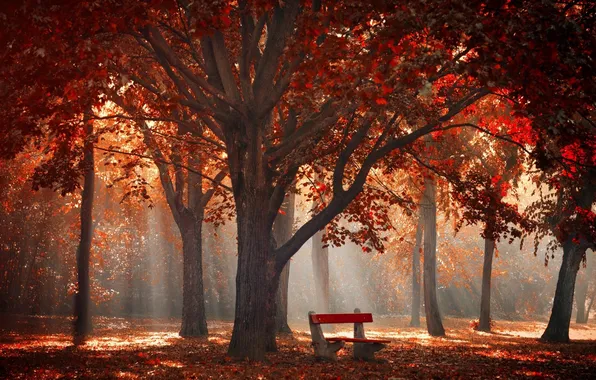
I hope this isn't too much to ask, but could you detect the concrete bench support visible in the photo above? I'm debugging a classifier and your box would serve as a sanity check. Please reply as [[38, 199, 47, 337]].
[[353, 308, 386, 360], [308, 311, 345, 361]]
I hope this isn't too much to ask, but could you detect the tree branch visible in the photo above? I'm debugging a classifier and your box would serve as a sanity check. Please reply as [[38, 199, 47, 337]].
[[94, 146, 232, 193], [274, 88, 490, 270]]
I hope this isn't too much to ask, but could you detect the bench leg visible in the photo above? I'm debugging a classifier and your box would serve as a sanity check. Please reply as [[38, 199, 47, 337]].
[[352, 308, 385, 360], [309, 311, 345, 361], [312, 340, 345, 361], [353, 342, 385, 361]]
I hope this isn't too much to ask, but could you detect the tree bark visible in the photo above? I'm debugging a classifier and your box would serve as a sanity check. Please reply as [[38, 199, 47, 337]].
[[74, 120, 94, 344], [541, 238, 585, 342], [228, 190, 280, 360], [274, 192, 295, 334], [421, 177, 445, 336], [224, 114, 291, 360], [179, 212, 208, 336], [478, 238, 495, 331]]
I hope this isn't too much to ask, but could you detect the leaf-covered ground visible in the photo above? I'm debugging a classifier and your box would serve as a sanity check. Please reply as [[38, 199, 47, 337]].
[[1, 314, 595, 379]]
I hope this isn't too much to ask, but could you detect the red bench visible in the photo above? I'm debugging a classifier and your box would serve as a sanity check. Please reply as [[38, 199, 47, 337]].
[[308, 308, 390, 361]]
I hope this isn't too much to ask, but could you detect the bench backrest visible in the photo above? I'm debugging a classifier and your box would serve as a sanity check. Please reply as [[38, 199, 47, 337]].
[[309, 313, 373, 324]]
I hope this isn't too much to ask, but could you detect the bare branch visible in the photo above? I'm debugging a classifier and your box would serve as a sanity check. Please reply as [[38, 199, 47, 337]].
[[94, 146, 232, 192]]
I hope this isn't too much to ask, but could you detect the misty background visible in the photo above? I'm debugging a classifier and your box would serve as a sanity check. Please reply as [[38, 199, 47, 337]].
[[1, 174, 574, 325]]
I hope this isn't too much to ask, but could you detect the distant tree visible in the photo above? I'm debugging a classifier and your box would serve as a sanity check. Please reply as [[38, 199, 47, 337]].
[[409, 215, 423, 327], [535, 173, 595, 342], [73, 118, 95, 344], [420, 173, 445, 335], [103, 99, 227, 337], [273, 191, 295, 335], [575, 251, 594, 324]]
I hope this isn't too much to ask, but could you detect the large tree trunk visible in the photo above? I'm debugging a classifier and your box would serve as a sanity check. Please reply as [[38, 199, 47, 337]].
[[228, 191, 280, 361], [541, 238, 585, 342], [274, 192, 295, 334], [410, 215, 423, 327], [421, 177, 445, 336], [178, 212, 208, 336], [478, 238, 495, 331], [575, 251, 592, 324], [74, 121, 94, 344], [312, 229, 330, 314]]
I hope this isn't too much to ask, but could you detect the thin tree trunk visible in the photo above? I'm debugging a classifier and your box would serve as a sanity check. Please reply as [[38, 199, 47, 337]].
[[205, 222, 232, 319], [160, 208, 178, 319], [178, 212, 208, 336], [575, 252, 592, 324], [166, 242, 177, 318], [202, 221, 216, 318], [421, 177, 445, 336], [133, 103, 218, 335], [478, 238, 495, 331], [276, 262, 292, 333], [312, 228, 330, 314], [585, 288, 596, 323], [542, 179, 594, 341], [576, 284, 588, 324], [274, 192, 295, 334], [74, 120, 94, 344], [575, 270, 588, 324], [410, 215, 423, 327], [124, 253, 133, 316], [541, 238, 585, 342]]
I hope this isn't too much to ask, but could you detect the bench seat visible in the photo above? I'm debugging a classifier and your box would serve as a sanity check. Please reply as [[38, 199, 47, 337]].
[[308, 308, 389, 361]]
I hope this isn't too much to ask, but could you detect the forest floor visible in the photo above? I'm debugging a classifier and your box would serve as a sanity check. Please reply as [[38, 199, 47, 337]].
[[1, 314, 595, 379]]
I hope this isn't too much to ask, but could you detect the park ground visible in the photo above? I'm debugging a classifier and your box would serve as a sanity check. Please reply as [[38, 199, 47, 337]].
[[1, 314, 595, 379]]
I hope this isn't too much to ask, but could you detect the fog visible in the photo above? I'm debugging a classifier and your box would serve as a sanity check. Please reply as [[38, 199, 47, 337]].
[[0, 180, 584, 327]]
